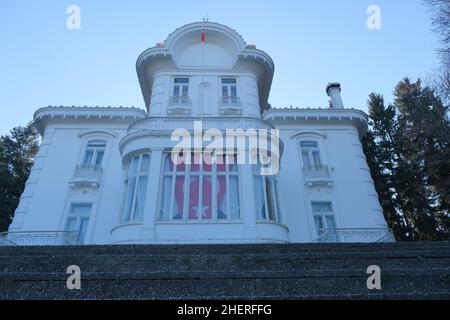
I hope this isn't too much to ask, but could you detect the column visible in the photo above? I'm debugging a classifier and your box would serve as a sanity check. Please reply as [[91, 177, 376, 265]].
[[141, 150, 164, 239]]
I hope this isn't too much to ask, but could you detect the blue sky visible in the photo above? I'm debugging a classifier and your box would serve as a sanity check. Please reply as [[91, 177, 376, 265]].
[[0, 0, 440, 134]]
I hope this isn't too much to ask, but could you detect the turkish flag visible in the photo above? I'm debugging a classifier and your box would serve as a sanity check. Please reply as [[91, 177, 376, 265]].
[[201, 30, 206, 43]]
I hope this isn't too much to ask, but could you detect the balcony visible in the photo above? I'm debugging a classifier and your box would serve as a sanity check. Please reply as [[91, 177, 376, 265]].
[[0, 231, 80, 246], [303, 165, 333, 187], [315, 228, 396, 243], [219, 96, 242, 115], [69, 164, 103, 189], [167, 96, 191, 115]]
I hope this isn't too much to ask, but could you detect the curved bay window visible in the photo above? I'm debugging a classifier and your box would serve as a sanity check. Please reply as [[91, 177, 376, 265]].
[[121, 154, 150, 223], [159, 153, 240, 222], [253, 162, 280, 222]]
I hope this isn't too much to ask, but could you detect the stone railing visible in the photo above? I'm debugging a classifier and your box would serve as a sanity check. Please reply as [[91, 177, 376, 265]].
[[0, 231, 80, 246], [315, 228, 395, 243], [304, 165, 331, 179], [70, 165, 103, 189]]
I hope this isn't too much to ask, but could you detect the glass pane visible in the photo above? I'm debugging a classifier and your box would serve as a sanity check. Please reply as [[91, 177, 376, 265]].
[[77, 218, 90, 243], [70, 204, 92, 216], [222, 78, 236, 84], [188, 175, 199, 220], [301, 151, 311, 167], [175, 78, 189, 84], [182, 85, 189, 97], [326, 215, 336, 229], [95, 150, 104, 167], [254, 176, 266, 220], [122, 177, 136, 222], [133, 176, 148, 221], [265, 178, 277, 221], [83, 150, 94, 165], [173, 85, 180, 97], [228, 176, 240, 220], [312, 202, 332, 213], [140, 155, 150, 173], [87, 141, 106, 148], [159, 176, 172, 221], [300, 141, 318, 148], [312, 151, 321, 166], [202, 177, 213, 220], [230, 86, 237, 98], [222, 85, 228, 97], [217, 175, 228, 219], [128, 157, 139, 177], [314, 216, 324, 235], [65, 217, 77, 231], [173, 176, 184, 220]]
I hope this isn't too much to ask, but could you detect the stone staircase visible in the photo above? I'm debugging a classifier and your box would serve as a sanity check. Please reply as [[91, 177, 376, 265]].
[[0, 242, 449, 299]]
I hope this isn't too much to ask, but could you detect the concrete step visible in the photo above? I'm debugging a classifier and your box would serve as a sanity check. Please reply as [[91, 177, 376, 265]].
[[0, 242, 449, 299]]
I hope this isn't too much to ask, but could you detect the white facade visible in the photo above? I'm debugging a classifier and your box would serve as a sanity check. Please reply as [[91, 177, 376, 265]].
[[6, 22, 391, 245]]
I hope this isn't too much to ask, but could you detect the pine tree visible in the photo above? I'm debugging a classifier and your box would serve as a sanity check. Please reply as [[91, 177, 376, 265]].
[[364, 79, 450, 241]]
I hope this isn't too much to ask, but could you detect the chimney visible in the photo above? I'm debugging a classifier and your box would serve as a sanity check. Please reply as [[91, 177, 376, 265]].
[[326, 82, 344, 109]]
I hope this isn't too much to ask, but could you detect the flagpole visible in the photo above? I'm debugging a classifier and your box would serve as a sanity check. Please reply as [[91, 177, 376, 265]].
[[201, 17, 206, 83]]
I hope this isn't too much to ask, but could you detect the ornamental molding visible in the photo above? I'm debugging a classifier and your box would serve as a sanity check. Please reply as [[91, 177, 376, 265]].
[[33, 106, 147, 134], [263, 108, 369, 136], [289, 130, 328, 140], [77, 129, 119, 139]]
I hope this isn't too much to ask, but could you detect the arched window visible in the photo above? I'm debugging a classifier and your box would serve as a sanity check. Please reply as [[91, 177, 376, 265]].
[[159, 153, 240, 221], [253, 160, 280, 222], [122, 154, 151, 223]]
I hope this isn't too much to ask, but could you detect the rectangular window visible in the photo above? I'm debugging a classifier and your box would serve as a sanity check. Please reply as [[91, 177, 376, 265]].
[[253, 161, 280, 222], [122, 154, 150, 223], [311, 201, 336, 237], [221, 78, 238, 104], [65, 203, 92, 243], [159, 153, 240, 222], [173, 78, 189, 104], [82, 141, 106, 168], [300, 141, 322, 167]]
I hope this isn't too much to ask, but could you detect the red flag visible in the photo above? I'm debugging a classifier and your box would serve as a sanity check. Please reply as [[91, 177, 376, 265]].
[[201, 30, 205, 43]]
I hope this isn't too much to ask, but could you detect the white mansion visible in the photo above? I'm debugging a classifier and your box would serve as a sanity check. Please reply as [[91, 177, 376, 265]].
[[4, 22, 393, 245]]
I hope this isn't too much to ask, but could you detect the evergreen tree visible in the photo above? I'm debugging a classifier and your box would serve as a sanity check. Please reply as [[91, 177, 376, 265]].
[[0, 123, 39, 232], [364, 79, 450, 241]]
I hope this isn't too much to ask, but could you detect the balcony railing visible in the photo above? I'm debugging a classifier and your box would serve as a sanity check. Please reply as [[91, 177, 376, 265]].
[[304, 165, 331, 179], [219, 96, 242, 115], [169, 96, 190, 105], [168, 96, 191, 115], [70, 164, 103, 188], [315, 228, 395, 243], [220, 96, 241, 105], [0, 231, 80, 246]]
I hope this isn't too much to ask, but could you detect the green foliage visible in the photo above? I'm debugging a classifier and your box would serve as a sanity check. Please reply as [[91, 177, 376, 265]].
[[363, 79, 450, 240], [0, 123, 39, 232]]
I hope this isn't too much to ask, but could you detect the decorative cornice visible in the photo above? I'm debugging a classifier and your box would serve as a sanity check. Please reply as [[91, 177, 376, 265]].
[[263, 108, 369, 137], [33, 106, 148, 135]]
